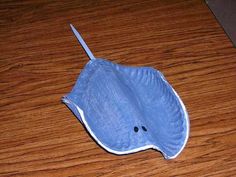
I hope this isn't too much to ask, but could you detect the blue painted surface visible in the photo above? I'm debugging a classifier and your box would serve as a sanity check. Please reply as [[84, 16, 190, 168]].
[[62, 58, 189, 159]]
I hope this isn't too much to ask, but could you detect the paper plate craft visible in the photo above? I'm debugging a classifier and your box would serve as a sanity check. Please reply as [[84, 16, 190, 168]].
[[62, 24, 190, 159]]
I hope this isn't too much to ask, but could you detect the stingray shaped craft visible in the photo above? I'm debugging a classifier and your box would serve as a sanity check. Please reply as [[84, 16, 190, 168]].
[[62, 24, 190, 159]]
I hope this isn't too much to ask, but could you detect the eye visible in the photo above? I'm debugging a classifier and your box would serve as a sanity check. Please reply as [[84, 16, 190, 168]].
[[134, 126, 139, 132], [142, 126, 147, 132]]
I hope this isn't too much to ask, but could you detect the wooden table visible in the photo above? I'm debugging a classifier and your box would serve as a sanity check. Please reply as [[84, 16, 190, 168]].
[[1, 0, 236, 176]]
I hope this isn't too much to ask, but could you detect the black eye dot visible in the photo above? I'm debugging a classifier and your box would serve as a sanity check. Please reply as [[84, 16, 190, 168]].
[[142, 126, 147, 132], [134, 126, 139, 132]]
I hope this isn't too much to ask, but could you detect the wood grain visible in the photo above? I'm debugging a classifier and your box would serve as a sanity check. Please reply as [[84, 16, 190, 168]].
[[0, 0, 236, 176]]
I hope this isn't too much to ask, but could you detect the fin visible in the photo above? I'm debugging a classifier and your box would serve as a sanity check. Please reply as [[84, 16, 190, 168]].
[[70, 24, 96, 60]]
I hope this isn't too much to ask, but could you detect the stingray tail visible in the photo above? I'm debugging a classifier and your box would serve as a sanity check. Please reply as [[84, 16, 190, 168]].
[[70, 24, 96, 60]]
